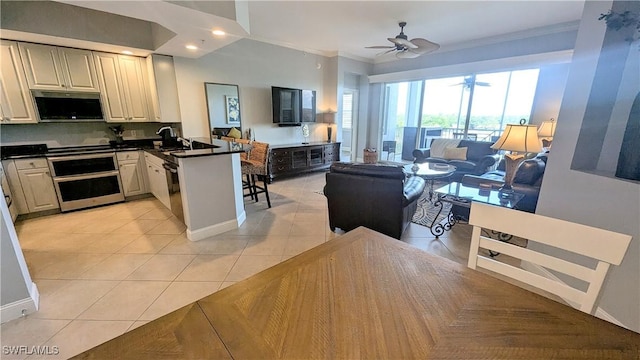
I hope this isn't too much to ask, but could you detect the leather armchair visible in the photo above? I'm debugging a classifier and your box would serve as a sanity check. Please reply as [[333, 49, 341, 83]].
[[324, 163, 426, 239]]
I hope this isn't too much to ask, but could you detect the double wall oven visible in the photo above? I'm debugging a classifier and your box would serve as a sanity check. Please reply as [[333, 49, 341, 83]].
[[47, 150, 124, 211]]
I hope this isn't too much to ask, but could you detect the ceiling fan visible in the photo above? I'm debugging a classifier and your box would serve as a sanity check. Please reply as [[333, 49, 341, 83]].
[[366, 22, 440, 59]]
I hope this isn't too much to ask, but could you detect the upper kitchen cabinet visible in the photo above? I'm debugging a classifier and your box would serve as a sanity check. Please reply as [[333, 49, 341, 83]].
[[94, 52, 149, 122], [18, 43, 99, 92], [146, 54, 181, 123], [0, 40, 37, 124]]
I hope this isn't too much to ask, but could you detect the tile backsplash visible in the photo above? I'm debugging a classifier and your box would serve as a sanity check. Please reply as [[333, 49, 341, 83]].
[[0, 122, 181, 147]]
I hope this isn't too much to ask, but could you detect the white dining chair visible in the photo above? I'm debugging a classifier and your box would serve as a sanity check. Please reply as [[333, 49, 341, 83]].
[[467, 202, 632, 314]]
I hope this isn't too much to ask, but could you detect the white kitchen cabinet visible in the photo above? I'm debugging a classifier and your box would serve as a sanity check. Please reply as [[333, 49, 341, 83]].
[[146, 54, 181, 123], [18, 42, 99, 92], [0, 40, 38, 124], [117, 151, 148, 197], [144, 153, 170, 209], [14, 158, 59, 213], [94, 52, 149, 122]]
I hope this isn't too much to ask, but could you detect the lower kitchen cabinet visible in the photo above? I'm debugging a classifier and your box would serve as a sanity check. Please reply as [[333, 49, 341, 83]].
[[12, 158, 59, 213], [144, 152, 170, 209], [117, 151, 148, 197]]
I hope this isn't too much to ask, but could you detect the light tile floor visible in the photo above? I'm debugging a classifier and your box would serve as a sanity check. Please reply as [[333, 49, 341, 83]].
[[1, 172, 478, 359]]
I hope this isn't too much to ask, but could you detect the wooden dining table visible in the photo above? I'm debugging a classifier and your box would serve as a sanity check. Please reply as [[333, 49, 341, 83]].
[[74, 227, 640, 359]]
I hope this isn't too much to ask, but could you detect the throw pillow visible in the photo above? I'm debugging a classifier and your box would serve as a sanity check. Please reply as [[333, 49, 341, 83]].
[[227, 127, 242, 139], [443, 147, 467, 160]]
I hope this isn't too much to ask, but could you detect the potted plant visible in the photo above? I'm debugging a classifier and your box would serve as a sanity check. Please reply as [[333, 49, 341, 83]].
[[109, 125, 125, 144]]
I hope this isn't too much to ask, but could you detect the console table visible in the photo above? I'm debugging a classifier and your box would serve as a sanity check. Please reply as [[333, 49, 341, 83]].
[[269, 142, 340, 181]]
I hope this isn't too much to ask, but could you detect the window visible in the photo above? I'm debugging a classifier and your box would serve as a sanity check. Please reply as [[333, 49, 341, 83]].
[[382, 69, 539, 160], [396, 69, 540, 142]]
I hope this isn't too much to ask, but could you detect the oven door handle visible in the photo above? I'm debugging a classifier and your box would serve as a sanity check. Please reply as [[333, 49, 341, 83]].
[[52, 170, 121, 183], [47, 152, 117, 162], [162, 163, 178, 174]]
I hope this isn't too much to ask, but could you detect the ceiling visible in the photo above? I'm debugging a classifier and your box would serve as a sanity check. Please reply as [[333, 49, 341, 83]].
[[1, 1, 586, 62]]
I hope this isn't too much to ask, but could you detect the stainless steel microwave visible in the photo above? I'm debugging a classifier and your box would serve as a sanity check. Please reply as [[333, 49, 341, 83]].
[[32, 90, 105, 122]]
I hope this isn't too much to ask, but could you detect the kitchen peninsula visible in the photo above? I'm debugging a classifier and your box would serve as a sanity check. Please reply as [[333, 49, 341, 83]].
[[167, 137, 248, 241]]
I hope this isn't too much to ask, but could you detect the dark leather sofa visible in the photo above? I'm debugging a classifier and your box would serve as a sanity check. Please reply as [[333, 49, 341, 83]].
[[324, 163, 426, 239], [461, 153, 548, 213], [412, 139, 499, 182]]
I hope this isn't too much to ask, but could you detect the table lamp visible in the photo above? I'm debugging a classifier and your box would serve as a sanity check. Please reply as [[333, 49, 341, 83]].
[[491, 120, 542, 194], [537, 118, 556, 148], [323, 111, 336, 143]]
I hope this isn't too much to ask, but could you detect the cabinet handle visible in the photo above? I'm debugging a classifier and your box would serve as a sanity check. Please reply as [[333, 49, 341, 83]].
[[29, 162, 35, 167]]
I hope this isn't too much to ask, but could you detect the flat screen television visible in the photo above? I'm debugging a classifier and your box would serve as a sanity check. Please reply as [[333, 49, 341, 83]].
[[272, 86, 316, 126]]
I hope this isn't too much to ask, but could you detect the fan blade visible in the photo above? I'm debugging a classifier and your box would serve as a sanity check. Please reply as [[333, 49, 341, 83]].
[[387, 37, 417, 49], [396, 50, 420, 59], [366, 45, 395, 49], [409, 38, 440, 54], [379, 48, 397, 56]]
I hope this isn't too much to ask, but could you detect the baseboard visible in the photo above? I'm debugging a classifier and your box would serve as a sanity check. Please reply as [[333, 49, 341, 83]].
[[0, 282, 39, 324], [186, 218, 241, 242], [521, 261, 627, 329]]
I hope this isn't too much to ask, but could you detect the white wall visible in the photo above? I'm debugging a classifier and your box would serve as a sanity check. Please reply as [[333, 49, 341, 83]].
[[536, 0, 640, 332], [529, 63, 571, 126], [173, 38, 334, 145]]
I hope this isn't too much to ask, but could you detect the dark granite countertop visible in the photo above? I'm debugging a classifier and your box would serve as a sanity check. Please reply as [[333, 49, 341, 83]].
[[271, 141, 338, 149], [1, 137, 250, 161]]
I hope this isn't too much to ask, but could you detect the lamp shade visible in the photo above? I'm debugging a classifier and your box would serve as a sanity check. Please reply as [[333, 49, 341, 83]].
[[538, 119, 557, 138], [322, 112, 336, 124], [491, 124, 542, 153]]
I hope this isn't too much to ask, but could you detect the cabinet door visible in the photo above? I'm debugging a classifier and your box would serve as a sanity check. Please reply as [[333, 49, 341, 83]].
[[146, 54, 181, 123], [18, 43, 66, 90], [145, 161, 170, 209], [17, 168, 59, 212], [94, 52, 128, 122], [0, 41, 37, 124], [118, 55, 149, 122], [119, 160, 146, 196], [58, 48, 99, 92]]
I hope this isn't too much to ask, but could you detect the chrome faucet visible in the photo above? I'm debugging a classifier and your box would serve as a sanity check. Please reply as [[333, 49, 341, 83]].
[[177, 136, 192, 150], [156, 126, 176, 137]]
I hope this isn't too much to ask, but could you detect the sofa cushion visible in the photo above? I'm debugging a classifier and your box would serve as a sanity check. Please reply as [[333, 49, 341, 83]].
[[458, 140, 496, 162], [443, 147, 467, 160], [514, 158, 545, 185], [430, 139, 462, 158]]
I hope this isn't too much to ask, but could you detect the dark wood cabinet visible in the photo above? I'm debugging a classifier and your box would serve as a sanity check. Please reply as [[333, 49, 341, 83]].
[[269, 142, 340, 181]]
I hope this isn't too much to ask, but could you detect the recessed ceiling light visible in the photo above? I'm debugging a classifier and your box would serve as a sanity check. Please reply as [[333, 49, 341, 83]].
[[185, 45, 198, 50], [212, 30, 225, 36], [121, 50, 133, 55]]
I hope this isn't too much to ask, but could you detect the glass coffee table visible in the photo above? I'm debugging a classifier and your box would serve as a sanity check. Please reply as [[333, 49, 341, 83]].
[[404, 162, 456, 200], [430, 182, 524, 238]]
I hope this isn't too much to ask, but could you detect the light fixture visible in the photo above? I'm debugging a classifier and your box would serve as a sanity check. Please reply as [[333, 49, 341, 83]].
[[185, 44, 198, 50], [322, 111, 336, 143], [491, 119, 542, 193], [538, 118, 557, 148], [121, 50, 133, 55], [212, 29, 225, 36]]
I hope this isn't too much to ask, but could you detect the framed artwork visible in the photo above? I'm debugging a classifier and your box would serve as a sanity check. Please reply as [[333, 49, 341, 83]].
[[225, 95, 241, 124]]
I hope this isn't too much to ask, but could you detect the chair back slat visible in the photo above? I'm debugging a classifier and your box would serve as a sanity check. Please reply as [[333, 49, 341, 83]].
[[468, 202, 632, 314], [477, 236, 596, 282], [468, 202, 630, 265]]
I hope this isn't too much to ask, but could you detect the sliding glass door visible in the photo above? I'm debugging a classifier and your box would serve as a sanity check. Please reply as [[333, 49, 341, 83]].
[[382, 68, 540, 160]]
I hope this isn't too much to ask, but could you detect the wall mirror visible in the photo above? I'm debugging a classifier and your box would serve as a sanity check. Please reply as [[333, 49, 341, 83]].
[[205, 82, 241, 137]]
